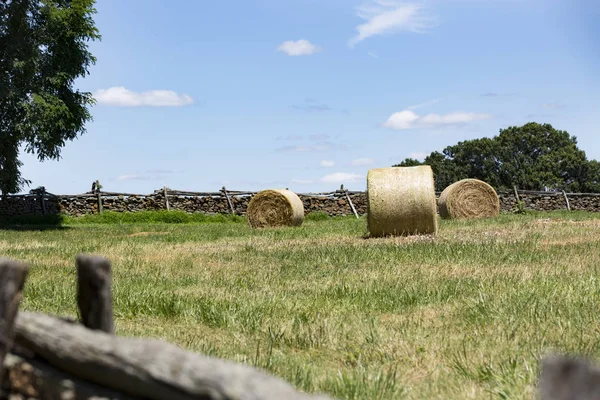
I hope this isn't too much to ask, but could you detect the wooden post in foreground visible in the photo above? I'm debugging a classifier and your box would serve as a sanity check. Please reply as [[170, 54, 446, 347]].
[[76, 254, 114, 334], [0, 258, 29, 386], [539, 354, 600, 400]]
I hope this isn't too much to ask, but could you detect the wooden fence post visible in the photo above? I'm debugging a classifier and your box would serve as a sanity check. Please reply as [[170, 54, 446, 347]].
[[0, 258, 29, 386], [93, 180, 103, 214], [345, 190, 359, 219], [513, 185, 520, 203], [562, 190, 571, 211], [221, 186, 235, 214], [163, 186, 170, 211], [76, 254, 114, 334], [40, 187, 47, 215]]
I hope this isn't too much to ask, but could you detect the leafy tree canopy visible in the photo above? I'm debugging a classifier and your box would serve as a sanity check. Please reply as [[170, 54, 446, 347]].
[[0, 0, 100, 194], [394, 122, 599, 192]]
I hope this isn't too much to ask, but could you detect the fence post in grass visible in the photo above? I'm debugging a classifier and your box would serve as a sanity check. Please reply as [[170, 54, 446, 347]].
[[0, 258, 29, 386], [345, 189, 359, 219], [163, 186, 170, 211], [39, 186, 47, 215], [76, 254, 114, 334], [93, 180, 103, 214], [513, 185, 520, 203], [221, 186, 235, 215], [562, 190, 571, 211]]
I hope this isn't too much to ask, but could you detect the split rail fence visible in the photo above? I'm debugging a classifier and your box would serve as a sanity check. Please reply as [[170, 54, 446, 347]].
[[4, 183, 600, 218], [0, 256, 599, 399]]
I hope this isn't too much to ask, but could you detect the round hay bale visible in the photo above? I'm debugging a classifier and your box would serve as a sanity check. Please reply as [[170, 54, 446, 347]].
[[247, 189, 304, 228], [438, 178, 500, 220], [367, 166, 438, 237]]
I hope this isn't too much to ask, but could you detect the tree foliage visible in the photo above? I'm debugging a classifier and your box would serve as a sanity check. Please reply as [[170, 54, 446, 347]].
[[0, 0, 100, 194], [394, 122, 600, 192]]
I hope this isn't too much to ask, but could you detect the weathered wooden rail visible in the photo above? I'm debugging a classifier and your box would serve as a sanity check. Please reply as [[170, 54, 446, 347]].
[[0, 256, 330, 400], [0, 256, 598, 399]]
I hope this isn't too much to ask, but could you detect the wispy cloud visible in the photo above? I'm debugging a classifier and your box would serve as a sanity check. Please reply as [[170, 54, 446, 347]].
[[116, 175, 146, 181], [406, 98, 441, 111], [217, 179, 286, 188], [348, 1, 436, 47], [309, 134, 331, 141], [321, 172, 363, 183], [276, 141, 347, 152], [95, 87, 193, 107], [275, 134, 331, 142], [291, 104, 332, 112], [114, 169, 174, 181], [275, 133, 347, 153], [351, 157, 376, 166], [275, 134, 304, 141], [543, 102, 567, 109], [384, 109, 492, 130], [277, 40, 322, 56], [291, 179, 314, 185], [320, 160, 335, 167], [290, 97, 332, 112], [368, 51, 379, 58], [479, 92, 519, 98]]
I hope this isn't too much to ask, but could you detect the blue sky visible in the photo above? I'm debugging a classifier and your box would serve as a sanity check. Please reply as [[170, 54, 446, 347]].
[[19, 0, 600, 194]]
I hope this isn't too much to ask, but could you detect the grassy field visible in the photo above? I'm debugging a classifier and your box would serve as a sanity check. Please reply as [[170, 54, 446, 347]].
[[2, 210, 600, 399]]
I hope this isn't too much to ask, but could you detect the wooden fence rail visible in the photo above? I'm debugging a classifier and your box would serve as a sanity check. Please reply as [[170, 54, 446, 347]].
[[0, 256, 330, 400], [1, 256, 600, 399]]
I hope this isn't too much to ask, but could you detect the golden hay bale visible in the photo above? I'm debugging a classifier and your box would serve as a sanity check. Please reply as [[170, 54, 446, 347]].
[[247, 189, 305, 228], [438, 178, 500, 220], [367, 166, 438, 237]]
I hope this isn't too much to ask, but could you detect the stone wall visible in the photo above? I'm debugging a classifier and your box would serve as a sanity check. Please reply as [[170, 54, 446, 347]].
[[1, 189, 599, 218]]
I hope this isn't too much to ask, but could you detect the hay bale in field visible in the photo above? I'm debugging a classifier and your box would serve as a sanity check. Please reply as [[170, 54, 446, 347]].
[[247, 189, 304, 228], [438, 178, 499, 220], [367, 166, 438, 237]]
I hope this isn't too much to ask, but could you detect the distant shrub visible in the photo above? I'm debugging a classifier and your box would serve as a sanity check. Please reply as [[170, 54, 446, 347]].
[[513, 201, 528, 215], [0, 214, 65, 226]]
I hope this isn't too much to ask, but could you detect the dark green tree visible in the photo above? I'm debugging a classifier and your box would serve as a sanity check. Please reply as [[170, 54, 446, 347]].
[[581, 160, 600, 193], [0, 0, 100, 194], [394, 122, 595, 192], [494, 123, 587, 191]]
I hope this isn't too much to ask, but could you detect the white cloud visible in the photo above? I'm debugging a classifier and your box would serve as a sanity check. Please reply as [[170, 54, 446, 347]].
[[368, 51, 379, 58], [277, 40, 321, 56], [321, 172, 363, 183], [95, 87, 194, 107], [351, 157, 375, 166], [349, 1, 436, 47], [291, 179, 314, 185], [384, 110, 420, 129], [320, 160, 335, 167], [115, 175, 143, 181], [408, 152, 428, 160], [384, 109, 492, 130], [277, 144, 332, 152]]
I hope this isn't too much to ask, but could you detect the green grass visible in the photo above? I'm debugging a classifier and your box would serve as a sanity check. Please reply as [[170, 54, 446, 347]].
[[2, 210, 600, 399]]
